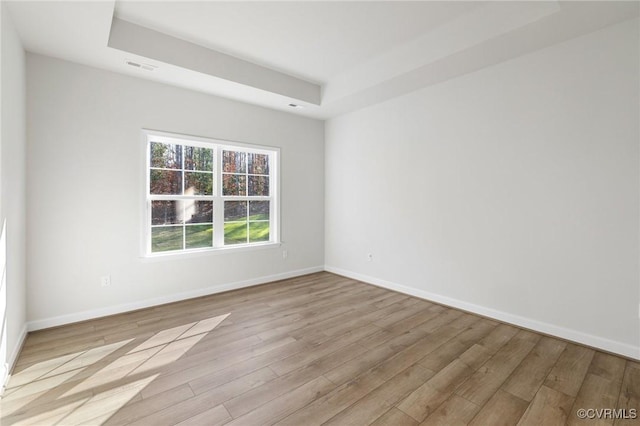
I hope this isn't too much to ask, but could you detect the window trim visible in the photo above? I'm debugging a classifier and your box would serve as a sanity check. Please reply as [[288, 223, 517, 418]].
[[141, 129, 280, 258]]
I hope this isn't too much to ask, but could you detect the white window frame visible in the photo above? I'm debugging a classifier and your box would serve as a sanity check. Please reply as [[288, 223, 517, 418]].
[[142, 129, 280, 257]]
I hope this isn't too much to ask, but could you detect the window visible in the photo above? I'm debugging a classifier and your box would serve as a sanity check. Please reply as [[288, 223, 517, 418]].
[[144, 130, 278, 255]]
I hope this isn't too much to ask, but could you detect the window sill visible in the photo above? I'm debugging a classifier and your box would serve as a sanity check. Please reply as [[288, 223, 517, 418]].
[[140, 242, 282, 262]]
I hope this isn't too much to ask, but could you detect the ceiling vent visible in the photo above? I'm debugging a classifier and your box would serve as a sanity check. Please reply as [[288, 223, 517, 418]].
[[125, 60, 157, 72]]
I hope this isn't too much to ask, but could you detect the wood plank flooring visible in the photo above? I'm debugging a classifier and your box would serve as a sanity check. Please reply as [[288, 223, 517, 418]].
[[1, 272, 638, 425]]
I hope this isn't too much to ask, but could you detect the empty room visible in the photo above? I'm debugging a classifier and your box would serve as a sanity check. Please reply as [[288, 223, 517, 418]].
[[1, 0, 639, 425]]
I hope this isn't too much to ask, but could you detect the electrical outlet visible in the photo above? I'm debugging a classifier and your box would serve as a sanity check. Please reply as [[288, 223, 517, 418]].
[[367, 253, 373, 262], [282, 250, 288, 259], [100, 275, 111, 287]]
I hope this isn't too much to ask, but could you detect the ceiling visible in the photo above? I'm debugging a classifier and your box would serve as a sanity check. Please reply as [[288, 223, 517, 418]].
[[114, 1, 479, 84], [6, 1, 639, 120]]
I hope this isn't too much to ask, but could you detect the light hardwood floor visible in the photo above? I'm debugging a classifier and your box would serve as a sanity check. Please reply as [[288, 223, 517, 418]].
[[1, 272, 638, 425]]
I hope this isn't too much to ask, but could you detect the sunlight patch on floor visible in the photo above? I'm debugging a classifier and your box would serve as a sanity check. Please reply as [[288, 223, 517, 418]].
[[1, 370, 81, 417], [11, 396, 89, 426], [1, 313, 231, 425], [6, 339, 134, 392], [131, 334, 207, 376], [128, 323, 195, 354], [180, 313, 230, 339], [56, 375, 158, 426], [45, 340, 134, 379], [61, 346, 163, 397], [5, 352, 82, 390], [128, 313, 230, 354]]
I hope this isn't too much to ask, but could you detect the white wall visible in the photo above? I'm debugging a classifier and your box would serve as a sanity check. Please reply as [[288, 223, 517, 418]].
[[325, 19, 640, 358], [26, 54, 324, 328], [1, 3, 27, 377]]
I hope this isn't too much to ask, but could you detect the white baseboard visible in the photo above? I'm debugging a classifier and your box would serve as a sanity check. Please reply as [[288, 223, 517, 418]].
[[26, 266, 324, 332], [2, 323, 27, 392], [325, 266, 640, 361], [8, 324, 27, 369]]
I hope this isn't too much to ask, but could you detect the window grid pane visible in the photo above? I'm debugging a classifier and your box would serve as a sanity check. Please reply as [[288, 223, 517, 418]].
[[151, 226, 184, 252], [222, 174, 247, 196], [150, 142, 182, 169]]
